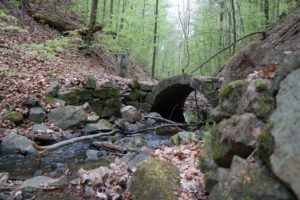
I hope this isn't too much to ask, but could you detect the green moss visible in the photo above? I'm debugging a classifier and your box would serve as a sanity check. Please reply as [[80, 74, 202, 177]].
[[255, 79, 267, 92], [61, 89, 92, 105], [170, 134, 180, 145], [220, 80, 245, 99], [92, 88, 121, 99], [204, 171, 218, 192], [210, 125, 231, 162], [253, 92, 274, 119], [257, 122, 275, 164], [130, 160, 179, 200], [4, 111, 23, 124], [43, 95, 54, 104], [219, 80, 245, 114], [47, 71, 55, 78], [97, 119, 114, 130]]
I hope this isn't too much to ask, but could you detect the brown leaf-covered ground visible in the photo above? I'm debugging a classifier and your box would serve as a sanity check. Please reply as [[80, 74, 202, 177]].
[[0, 11, 153, 130]]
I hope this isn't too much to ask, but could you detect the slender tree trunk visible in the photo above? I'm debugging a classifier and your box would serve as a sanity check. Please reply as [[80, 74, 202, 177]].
[[219, 1, 225, 48], [231, 0, 237, 54], [264, 0, 269, 27], [90, 0, 99, 28], [119, 0, 126, 31], [110, 0, 114, 28], [151, 0, 159, 79], [101, 0, 107, 26], [236, 1, 245, 33]]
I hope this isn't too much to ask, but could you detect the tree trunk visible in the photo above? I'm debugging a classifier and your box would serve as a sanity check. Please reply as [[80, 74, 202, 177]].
[[151, 0, 159, 79], [119, 0, 127, 31], [231, 0, 237, 54], [90, 0, 99, 28], [264, 0, 269, 27], [101, 0, 107, 26], [219, 0, 225, 48], [110, 0, 114, 28]]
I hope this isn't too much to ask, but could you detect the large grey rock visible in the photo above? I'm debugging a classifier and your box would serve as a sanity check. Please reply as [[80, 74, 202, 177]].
[[270, 69, 300, 198], [222, 43, 285, 86], [120, 105, 141, 123], [139, 81, 154, 92], [46, 80, 60, 97], [2, 133, 36, 154], [24, 96, 39, 107], [237, 78, 275, 120], [210, 113, 265, 168], [209, 156, 295, 200], [21, 176, 67, 189], [127, 148, 152, 172], [28, 107, 46, 123], [84, 123, 113, 134], [47, 106, 86, 129]]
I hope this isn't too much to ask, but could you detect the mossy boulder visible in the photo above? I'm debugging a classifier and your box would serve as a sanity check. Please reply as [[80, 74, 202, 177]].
[[128, 80, 140, 89], [130, 159, 180, 200], [209, 156, 295, 200], [124, 90, 141, 101], [84, 75, 97, 89], [237, 78, 275, 120], [210, 113, 264, 168], [4, 111, 23, 124], [204, 171, 218, 193], [199, 154, 218, 174], [90, 98, 121, 118], [60, 89, 92, 105], [256, 123, 275, 166], [219, 80, 245, 114], [92, 88, 121, 99]]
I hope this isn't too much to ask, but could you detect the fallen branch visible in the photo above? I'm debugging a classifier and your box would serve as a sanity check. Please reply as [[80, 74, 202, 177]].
[[143, 116, 180, 125], [31, 131, 116, 154], [93, 142, 126, 154], [125, 123, 187, 135], [143, 116, 185, 132]]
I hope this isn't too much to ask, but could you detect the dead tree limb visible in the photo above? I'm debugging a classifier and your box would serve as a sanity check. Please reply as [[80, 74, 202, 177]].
[[191, 31, 266, 74], [125, 123, 187, 135], [31, 131, 116, 154]]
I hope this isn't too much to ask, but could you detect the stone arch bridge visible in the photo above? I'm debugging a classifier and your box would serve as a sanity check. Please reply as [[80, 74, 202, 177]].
[[151, 74, 221, 122]]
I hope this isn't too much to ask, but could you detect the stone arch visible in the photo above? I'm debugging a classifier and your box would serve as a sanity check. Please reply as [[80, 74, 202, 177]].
[[151, 74, 221, 122]]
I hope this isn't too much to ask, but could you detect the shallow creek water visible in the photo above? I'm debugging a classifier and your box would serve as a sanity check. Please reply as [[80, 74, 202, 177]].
[[0, 132, 171, 179]]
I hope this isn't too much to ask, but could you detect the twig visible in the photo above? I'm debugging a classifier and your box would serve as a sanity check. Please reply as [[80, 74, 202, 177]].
[[169, 103, 179, 120], [124, 123, 187, 134], [143, 116, 186, 131], [31, 131, 116, 154], [191, 31, 266, 74], [143, 116, 180, 124]]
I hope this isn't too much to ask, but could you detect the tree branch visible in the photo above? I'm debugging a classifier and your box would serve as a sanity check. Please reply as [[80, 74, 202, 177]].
[[191, 31, 266, 74]]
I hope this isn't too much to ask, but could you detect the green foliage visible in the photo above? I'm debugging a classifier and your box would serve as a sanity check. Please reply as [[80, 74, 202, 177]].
[[65, 0, 294, 78], [21, 37, 83, 61]]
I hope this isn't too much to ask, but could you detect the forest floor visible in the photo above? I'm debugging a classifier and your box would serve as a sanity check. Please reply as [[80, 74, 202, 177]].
[[0, 9, 153, 131], [0, 6, 206, 200]]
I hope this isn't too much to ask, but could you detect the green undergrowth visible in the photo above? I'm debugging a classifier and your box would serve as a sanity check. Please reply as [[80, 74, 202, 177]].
[[0, 9, 28, 34], [21, 37, 83, 61]]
